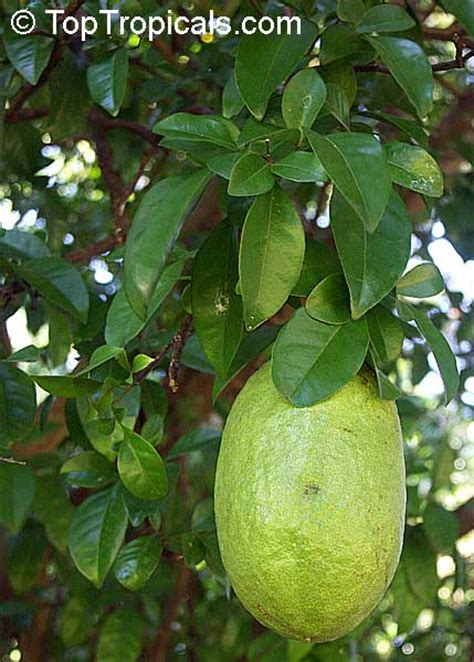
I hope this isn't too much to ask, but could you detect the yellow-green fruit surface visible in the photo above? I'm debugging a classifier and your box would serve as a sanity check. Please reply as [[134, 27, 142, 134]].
[[214, 364, 406, 642]]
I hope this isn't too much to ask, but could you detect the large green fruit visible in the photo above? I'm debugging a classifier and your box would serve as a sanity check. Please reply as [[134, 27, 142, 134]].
[[214, 364, 405, 642]]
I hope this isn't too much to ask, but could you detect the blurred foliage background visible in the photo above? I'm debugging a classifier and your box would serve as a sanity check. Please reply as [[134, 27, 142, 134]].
[[0, 0, 473, 660]]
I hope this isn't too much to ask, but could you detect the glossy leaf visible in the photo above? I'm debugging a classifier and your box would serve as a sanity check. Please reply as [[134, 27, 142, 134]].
[[113, 536, 162, 591], [87, 48, 129, 117], [307, 131, 392, 231], [357, 5, 415, 33], [272, 308, 369, 406], [124, 171, 211, 319], [154, 113, 239, 150], [228, 153, 274, 197], [106, 248, 190, 347], [292, 241, 341, 297], [239, 187, 305, 330], [69, 485, 128, 588], [385, 142, 444, 197], [0, 365, 36, 446], [192, 221, 243, 375], [271, 151, 326, 183], [76, 345, 128, 376], [97, 608, 144, 662], [282, 68, 327, 130], [367, 305, 403, 364], [397, 263, 445, 298], [61, 452, 116, 488], [167, 429, 221, 460], [0, 464, 36, 534], [235, 22, 317, 119], [118, 427, 168, 501], [331, 191, 411, 318], [3, 4, 54, 84], [14, 257, 89, 323], [305, 273, 352, 324], [367, 37, 434, 118]]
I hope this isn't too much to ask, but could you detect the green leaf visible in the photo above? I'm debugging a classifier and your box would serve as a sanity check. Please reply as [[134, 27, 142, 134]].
[[124, 171, 211, 319], [228, 153, 275, 197], [87, 48, 129, 117], [403, 304, 459, 403], [8, 524, 47, 594], [307, 131, 392, 231], [113, 536, 162, 591], [69, 485, 128, 588], [271, 151, 326, 183], [438, 0, 474, 35], [305, 273, 352, 324], [76, 345, 128, 377], [282, 68, 327, 130], [385, 142, 444, 197], [222, 74, 244, 119], [337, 0, 367, 22], [324, 83, 350, 128], [367, 305, 403, 365], [331, 191, 411, 318], [357, 5, 415, 33], [0, 230, 50, 260], [106, 248, 190, 347], [392, 526, 438, 632], [212, 326, 279, 401], [320, 25, 369, 65], [3, 345, 41, 363], [97, 608, 144, 662], [141, 414, 164, 446], [167, 428, 221, 460], [423, 502, 458, 553], [361, 110, 428, 149], [235, 21, 317, 119], [34, 477, 73, 552], [272, 308, 369, 406], [397, 263, 445, 298], [292, 240, 341, 297], [0, 365, 36, 446], [367, 36, 434, 118], [60, 587, 98, 647], [3, 4, 54, 84], [371, 358, 401, 401], [61, 452, 116, 488], [239, 187, 305, 330], [14, 256, 89, 323], [192, 221, 243, 375], [154, 113, 239, 149], [206, 152, 240, 180], [118, 427, 168, 501], [239, 117, 298, 147], [33, 376, 101, 397], [0, 464, 35, 534]]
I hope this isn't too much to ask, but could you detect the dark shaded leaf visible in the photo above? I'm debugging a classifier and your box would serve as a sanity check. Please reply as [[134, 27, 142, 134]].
[[0, 365, 36, 446], [0, 464, 35, 534], [87, 48, 129, 117], [305, 273, 352, 325], [113, 536, 162, 591], [192, 221, 243, 375], [331, 191, 411, 318]]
